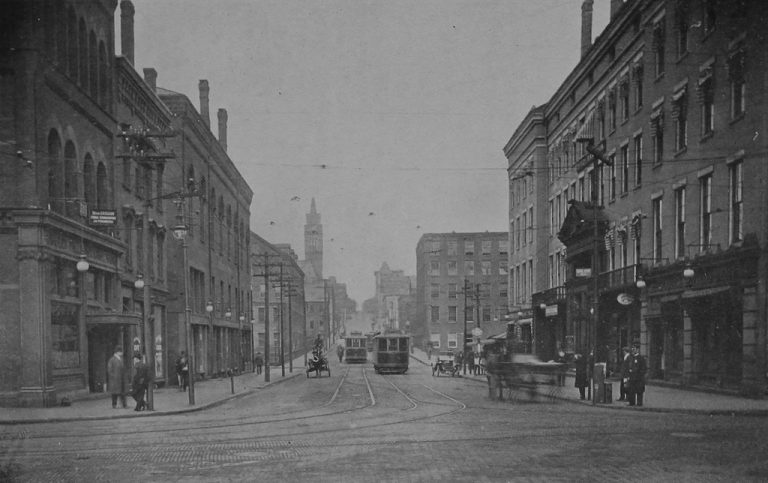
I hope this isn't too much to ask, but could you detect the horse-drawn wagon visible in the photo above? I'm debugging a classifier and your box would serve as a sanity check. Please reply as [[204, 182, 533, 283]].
[[485, 354, 567, 400]]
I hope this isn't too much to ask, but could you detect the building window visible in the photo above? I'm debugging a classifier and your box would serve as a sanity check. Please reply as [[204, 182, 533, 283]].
[[633, 60, 644, 110], [448, 306, 457, 322], [608, 88, 616, 132], [699, 69, 714, 136], [430, 240, 441, 254], [609, 154, 617, 200], [653, 197, 663, 262], [447, 240, 457, 256], [651, 108, 664, 164], [548, 200, 554, 236], [620, 144, 629, 194], [619, 78, 629, 122], [729, 49, 746, 119], [430, 333, 440, 348], [634, 134, 643, 186], [499, 260, 508, 276], [521, 212, 527, 246], [482, 306, 491, 322], [675, 4, 689, 59], [730, 161, 743, 244], [464, 240, 474, 256], [481, 240, 491, 256], [700, 174, 713, 249], [430, 306, 439, 322], [481, 261, 491, 276], [430, 261, 440, 276], [447, 260, 457, 275], [447, 333, 458, 349], [465, 305, 474, 323], [528, 207, 534, 244], [653, 20, 665, 78], [510, 221, 516, 250], [464, 261, 474, 276], [499, 240, 508, 256], [430, 283, 439, 299], [675, 187, 686, 259], [515, 216, 521, 249], [672, 87, 687, 152], [448, 283, 457, 299]]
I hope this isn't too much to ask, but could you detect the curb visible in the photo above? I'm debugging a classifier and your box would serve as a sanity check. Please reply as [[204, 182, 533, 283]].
[[0, 371, 304, 425]]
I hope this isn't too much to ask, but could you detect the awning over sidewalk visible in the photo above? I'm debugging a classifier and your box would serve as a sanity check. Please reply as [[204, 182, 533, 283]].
[[86, 312, 140, 326]]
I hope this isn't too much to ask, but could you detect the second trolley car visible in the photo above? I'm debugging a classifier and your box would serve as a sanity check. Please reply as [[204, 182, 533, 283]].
[[372, 332, 410, 374], [344, 331, 368, 363]]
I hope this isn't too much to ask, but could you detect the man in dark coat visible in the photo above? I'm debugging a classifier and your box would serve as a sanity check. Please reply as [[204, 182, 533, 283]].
[[574, 353, 588, 400], [623, 343, 647, 406], [131, 353, 151, 411], [107, 346, 128, 408]]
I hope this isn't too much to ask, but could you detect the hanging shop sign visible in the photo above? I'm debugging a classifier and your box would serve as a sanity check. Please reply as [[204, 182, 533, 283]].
[[89, 210, 117, 226], [617, 293, 635, 305], [545, 305, 558, 317]]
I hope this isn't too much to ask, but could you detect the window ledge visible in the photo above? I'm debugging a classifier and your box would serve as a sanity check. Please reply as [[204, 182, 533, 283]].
[[654, 72, 665, 83], [700, 131, 714, 143], [673, 147, 687, 158], [676, 51, 689, 64], [652, 162, 663, 170], [620, 191, 629, 199], [634, 105, 644, 115]]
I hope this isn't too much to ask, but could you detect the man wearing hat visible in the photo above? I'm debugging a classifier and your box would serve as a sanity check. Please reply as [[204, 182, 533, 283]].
[[131, 353, 151, 411], [623, 343, 647, 406], [107, 345, 128, 408]]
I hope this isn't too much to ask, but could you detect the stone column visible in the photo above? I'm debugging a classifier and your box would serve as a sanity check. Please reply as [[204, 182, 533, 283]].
[[741, 286, 764, 396]]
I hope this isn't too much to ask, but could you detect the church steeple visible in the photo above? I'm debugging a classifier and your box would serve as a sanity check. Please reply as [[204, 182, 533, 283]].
[[304, 198, 323, 279]]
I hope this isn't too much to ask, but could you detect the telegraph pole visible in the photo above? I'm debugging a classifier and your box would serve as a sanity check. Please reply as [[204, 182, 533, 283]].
[[462, 278, 469, 375], [253, 253, 284, 383], [279, 263, 285, 377]]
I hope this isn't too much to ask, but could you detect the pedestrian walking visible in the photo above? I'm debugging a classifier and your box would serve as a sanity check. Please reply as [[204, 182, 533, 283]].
[[574, 353, 588, 400], [618, 347, 630, 401], [467, 351, 475, 375], [131, 353, 150, 411], [176, 352, 189, 391], [107, 346, 128, 408], [254, 352, 263, 375], [473, 352, 480, 375], [337, 344, 344, 363], [623, 343, 647, 406]]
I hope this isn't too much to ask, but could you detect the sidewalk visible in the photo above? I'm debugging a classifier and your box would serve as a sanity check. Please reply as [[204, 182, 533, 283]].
[[410, 348, 768, 416], [0, 354, 309, 425]]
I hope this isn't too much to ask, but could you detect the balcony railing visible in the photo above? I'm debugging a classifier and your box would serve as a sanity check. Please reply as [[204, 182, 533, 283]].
[[598, 265, 638, 291]]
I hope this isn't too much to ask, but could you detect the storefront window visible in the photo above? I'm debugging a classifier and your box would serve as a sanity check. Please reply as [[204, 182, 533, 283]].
[[51, 301, 80, 369]]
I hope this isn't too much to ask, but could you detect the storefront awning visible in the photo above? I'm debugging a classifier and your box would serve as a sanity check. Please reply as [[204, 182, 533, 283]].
[[86, 312, 140, 326], [681, 286, 731, 299]]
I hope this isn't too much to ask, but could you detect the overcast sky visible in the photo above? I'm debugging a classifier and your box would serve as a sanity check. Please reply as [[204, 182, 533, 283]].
[[128, 0, 610, 305]]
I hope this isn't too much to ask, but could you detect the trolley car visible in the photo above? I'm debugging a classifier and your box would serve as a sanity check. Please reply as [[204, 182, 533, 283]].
[[344, 331, 368, 363], [372, 332, 410, 374]]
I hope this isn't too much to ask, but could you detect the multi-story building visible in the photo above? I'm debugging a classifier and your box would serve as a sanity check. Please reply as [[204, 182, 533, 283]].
[[299, 199, 329, 348], [505, 0, 768, 395], [415, 232, 509, 353], [0, 0, 126, 407], [250, 234, 306, 367]]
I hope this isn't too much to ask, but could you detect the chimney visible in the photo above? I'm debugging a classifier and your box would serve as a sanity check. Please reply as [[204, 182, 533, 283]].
[[120, 1, 135, 65], [581, 0, 594, 59], [143, 68, 157, 92], [199, 80, 210, 128], [217, 108, 228, 152], [610, 0, 624, 20]]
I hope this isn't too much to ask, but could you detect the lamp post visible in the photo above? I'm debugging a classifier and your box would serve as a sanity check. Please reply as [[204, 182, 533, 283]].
[[134, 274, 153, 411], [239, 314, 245, 372], [172, 221, 194, 405], [205, 300, 214, 376]]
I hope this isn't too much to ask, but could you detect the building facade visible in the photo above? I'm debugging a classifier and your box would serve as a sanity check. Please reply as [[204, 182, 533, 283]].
[[371, 262, 415, 335], [250, 235, 306, 367], [506, 0, 768, 395], [415, 232, 509, 353]]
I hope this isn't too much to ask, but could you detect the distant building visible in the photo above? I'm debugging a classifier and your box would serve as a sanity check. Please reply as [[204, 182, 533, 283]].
[[415, 232, 509, 353], [373, 263, 415, 333]]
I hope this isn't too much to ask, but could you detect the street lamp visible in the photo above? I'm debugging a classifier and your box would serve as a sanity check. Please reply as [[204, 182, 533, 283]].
[[683, 264, 695, 278], [76, 254, 90, 273], [172, 222, 195, 405], [134, 274, 145, 290], [635, 276, 646, 289], [133, 273, 154, 410]]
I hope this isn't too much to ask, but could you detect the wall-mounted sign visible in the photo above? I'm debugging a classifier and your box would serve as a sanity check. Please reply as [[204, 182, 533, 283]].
[[89, 210, 117, 226], [575, 268, 592, 277], [617, 293, 635, 305], [545, 305, 558, 317]]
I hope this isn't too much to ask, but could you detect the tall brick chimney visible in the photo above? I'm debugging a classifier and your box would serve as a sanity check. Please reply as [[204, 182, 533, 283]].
[[199, 80, 210, 128], [143, 68, 157, 92], [610, 0, 624, 20], [218, 108, 228, 152], [581, 0, 594, 59], [120, 1, 135, 65]]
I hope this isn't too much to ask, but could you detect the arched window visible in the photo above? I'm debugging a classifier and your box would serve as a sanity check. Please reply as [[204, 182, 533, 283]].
[[78, 18, 87, 87], [63, 141, 78, 218], [47, 130, 62, 212], [98, 41, 108, 107], [83, 154, 94, 206], [96, 162, 108, 209], [67, 7, 77, 78], [88, 31, 97, 99]]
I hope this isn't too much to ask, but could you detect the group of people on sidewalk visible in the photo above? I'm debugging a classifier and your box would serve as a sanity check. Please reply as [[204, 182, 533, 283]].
[[107, 346, 152, 411], [573, 342, 647, 406]]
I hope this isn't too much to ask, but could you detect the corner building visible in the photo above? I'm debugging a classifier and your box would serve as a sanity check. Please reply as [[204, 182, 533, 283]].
[[505, 0, 768, 395]]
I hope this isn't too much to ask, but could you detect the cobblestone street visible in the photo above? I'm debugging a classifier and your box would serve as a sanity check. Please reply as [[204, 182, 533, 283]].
[[2, 358, 768, 482]]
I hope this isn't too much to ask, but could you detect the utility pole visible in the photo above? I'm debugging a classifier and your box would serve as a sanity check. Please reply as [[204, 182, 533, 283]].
[[279, 263, 285, 377], [577, 138, 612, 405], [475, 283, 481, 330], [462, 278, 469, 375], [253, 254, 284, 383]]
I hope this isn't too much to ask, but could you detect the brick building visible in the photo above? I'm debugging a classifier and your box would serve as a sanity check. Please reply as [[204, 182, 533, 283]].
[[505, 0, 768, 395], [415, 232, 510, 353]]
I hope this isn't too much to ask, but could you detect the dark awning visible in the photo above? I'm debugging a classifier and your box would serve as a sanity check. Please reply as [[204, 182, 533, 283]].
[[86, 312, 140, 326]]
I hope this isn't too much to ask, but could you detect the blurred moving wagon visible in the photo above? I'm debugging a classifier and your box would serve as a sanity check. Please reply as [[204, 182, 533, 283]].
[[485, 353, 567, 400]]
